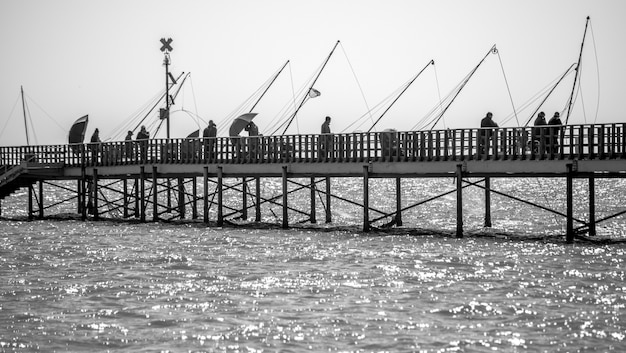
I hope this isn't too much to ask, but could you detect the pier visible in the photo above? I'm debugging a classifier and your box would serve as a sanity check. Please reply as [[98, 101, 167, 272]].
[[2, 123, 626, 243]]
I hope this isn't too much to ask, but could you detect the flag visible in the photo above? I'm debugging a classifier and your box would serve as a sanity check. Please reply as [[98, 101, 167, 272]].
[[308, 88, 321, 98]]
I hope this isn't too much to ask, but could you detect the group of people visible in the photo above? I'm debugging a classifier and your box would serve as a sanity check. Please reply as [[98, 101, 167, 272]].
[[85, 114, 338, 162], [533, 111, 563, 153], [479, 111, 564, 156]]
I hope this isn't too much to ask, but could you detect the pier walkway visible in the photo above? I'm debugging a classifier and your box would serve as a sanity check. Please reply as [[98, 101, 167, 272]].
[[2, 123, 626, 242]]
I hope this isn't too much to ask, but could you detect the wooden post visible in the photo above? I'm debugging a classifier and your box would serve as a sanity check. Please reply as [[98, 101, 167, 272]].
[[77, 179, 82, 215], [192, 177, 198, 220], [92, 169, 99, 221], [140, 167, 146, 222], [456, 164, 463, 238], [203, 167, 209, 224], [282, 166, 288, 229], [363, 165, 370, 232], [123, 178, 129, 218], [134, 178, 139, 219], [178, 177, 185, 219], [589, 176, 596, 236], [81, 168, 87, 221], [325, 177, 332, 223], [217, 166, 223, 227], [566, 164, 574, 243], [38, 180, 43, 219], [28, 183, 33, 221], [152, 166, 158, 222], [310, 177, 317, 224], [484, 177, 492, 227], [395, 177, 403, 226], [255, 177, 261, 222], [242, 177, 248, 220]]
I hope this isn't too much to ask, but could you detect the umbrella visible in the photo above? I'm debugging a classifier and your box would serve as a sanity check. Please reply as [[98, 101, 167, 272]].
[[229, 113, 258, 137], [187, 130, 199, 138], [68, 115, 89, 144]]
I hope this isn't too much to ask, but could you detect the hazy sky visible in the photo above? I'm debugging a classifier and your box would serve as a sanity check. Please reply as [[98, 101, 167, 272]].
[[1, 0, 624, 146]]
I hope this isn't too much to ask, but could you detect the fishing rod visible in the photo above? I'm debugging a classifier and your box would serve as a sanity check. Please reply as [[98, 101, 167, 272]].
[[429, 44, 498, 130], [565, 16, 590, 125], [523, 63, 576, 126], [366, 60, 434, 133], [249, 60, 290, 114], [21, 86, 30, 145], [277, 40, 340, 135]]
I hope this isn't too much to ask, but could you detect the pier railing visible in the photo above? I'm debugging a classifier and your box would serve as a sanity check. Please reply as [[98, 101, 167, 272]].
[[1, 123, 625, 168]]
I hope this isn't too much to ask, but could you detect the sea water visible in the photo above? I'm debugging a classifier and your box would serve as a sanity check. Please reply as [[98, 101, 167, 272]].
[[1, 178, 626, 352]]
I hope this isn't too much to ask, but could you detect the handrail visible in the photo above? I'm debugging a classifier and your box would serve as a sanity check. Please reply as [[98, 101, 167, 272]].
[[1, 123, 625, 168]]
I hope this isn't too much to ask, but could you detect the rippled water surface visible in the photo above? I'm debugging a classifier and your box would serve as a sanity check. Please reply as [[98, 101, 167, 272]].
[[1, 219, 625, 352]]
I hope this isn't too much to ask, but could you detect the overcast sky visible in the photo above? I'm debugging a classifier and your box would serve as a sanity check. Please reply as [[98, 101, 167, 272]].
[[1, 0, 624, 146]]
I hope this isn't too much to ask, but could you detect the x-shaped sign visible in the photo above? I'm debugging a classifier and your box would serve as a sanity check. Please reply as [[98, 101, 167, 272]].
[[160, 38, 173, 52]]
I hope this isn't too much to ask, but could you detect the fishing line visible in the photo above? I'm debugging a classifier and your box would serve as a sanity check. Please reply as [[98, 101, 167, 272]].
[[496, 50, 519, 126], [339, 42, 374, 128], [589, 21, 601, 123], [0, 94, 21, 142], [433, 63, 445, 128]]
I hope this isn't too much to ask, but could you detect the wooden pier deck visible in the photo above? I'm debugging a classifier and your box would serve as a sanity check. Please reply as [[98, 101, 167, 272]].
[[2, 123, 626, 242]]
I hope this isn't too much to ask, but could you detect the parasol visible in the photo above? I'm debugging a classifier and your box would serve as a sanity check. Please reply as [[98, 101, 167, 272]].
[[229, 113, 257, 137], [68, 115, 89, 144]]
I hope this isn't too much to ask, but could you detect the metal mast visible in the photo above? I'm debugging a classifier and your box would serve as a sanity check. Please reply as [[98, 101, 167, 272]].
[[160, 38, 174, 138]]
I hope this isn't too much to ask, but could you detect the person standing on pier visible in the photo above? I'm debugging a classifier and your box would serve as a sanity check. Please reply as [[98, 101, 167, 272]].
[[245, 121, 259, 160], [533, 112, 548, 154], [203, 120, 217, 161], [548, 111, 563, 154], [124, 130, 133, 161], [479, 112, 498, 157], [89, 128, 101, 163], [320, 116, 332, 160], [136, 125, 150, 163]]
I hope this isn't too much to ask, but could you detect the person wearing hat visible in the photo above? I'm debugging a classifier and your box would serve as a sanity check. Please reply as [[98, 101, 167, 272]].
[[547, 111, 563, 154], [124, 130, 134, 161]]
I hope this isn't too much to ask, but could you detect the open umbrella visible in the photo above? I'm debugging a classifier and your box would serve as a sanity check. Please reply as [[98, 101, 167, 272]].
[[68, 115, 89, 144], [187, 130, 199, 138], [229, 113, 257, 137]]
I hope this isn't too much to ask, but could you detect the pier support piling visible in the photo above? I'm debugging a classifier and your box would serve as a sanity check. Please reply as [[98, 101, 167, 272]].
[[92, 169, 99, 221], [310, 177, 317, 224], [242, 177, 248, 220], [325, 177, 332, 223], [589, 176, 596, 236], [152, 166, 158, 222], [255, 177, 261, 222], [217, 166, 223, 227], [363, 165, 370, 232], [395, 177, 403, 226], [456, 164, 463, 238], [566, 164, 574, 243], [203, 167, 209, 224], [484, 177, 492, 227], [282, 166, 288, 229], [140, 167, 146, 222]]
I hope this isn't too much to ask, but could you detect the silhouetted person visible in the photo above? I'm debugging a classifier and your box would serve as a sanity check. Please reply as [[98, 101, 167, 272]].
[[90, 128, 101, 163], [548, 111, 563, 154], [320, 116, 332, 159], [203, 120, 217, 161], [533, 112, 548, 154], [245, 122, 259, 160], [136, 125, 149, 162], [479, 112, 498, 156], [124, 130, 133, 160]]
